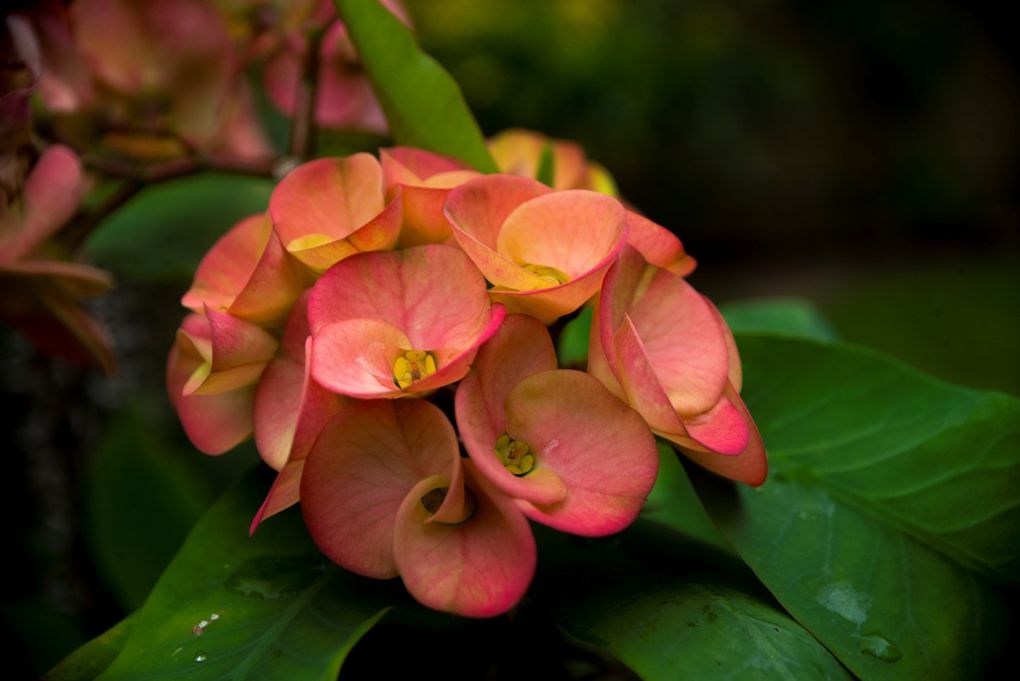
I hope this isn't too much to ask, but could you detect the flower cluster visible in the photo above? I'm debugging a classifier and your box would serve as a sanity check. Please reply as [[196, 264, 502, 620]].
[[0, 145, 115, 373], [168, 133, 766, 616], [7, 0, 408, 162]]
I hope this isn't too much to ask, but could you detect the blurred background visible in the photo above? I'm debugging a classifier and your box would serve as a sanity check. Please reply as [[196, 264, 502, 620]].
[[3, 0, 1018, 676]]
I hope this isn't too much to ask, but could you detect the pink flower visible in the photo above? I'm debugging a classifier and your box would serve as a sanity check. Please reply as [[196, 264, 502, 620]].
[[17, 0, 271, 159], [0, 146, 115, 372], [591, 246, 767, 486], [456, 314, 658, 536], [268, 153, 402, 274], [166, 308, 278, 455], [307, 243, 504, 398], [301, 399, 535, 617], [250, 293, 346, 533], [181, 213, 306, 326], [379, 147, 479, 246], [487, 128, 611, 192], [444, 175, 628, 323], [486, 129, 695, 275]]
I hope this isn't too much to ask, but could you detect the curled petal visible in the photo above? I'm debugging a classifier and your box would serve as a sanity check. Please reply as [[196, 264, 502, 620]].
[[178, 308, 277, 396], [624, 211, 696, 276], [269, 154, 400, 271], [504, 370, 658, 536], [444, 175, 551, 284], [456, 314, 565, 505], [254, 341, 346, 470], [249, 459, 304, 535], [182, 214, 305, 325], [166, 328, 254, 455], [446, 177, 627, 322], [300, 400, 461, 578], [310, 318, 412, 398], [626, 270, 729, 415], [660, 384, 767, 486], [393, 462, 536, 618]]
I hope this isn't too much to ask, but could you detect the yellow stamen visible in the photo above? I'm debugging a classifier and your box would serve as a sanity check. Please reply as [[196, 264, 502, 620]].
[[495, 434, 537, 476], [522, 263, 570, 287], [393, 349, 438, 389]]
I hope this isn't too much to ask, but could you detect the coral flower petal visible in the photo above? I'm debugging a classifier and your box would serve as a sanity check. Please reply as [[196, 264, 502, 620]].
[[496, 191, 626, 280], [627, 269, 729, 415], [444, 175, 552, 288], [455, 315, 565, 505], [301, 400, 461, 579], [661, 384, 767, 486], [504, 370, 658, 536], [684, 393, 750, 455], [612, 316, 689, 436], [166, 333, 254, 455], [624, 211, 696, 276], [249, 459, 304, 535], [310, 318, 411, 398], [0, 145, 82, 262], [269, 154, 400, 271], [182, 214, 304, 325], [255, 325, 346, 471], [393, 462, 536, 618]]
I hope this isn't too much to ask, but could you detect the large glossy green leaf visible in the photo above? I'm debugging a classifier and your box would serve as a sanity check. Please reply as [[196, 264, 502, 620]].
[[720, 297, 838, 341], [334, 0, 497, 171], [95, 468, 394, 681], [84, 173, 273, 283], [696, 333, 1019, 679], [46, 616, 135, 681], [545, 523, 853, 681]]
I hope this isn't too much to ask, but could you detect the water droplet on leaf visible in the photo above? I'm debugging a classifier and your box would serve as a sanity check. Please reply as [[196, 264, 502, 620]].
[[856, 633, 902, 662], [194, 652, 208, 663]]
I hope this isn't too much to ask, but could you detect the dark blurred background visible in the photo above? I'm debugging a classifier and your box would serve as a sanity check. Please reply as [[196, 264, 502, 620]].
[[3, 0, 1018, 676], [409, 0, 1020, 394]]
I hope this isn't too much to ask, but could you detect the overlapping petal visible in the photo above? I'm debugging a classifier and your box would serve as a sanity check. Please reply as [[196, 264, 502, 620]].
[[308, 244, 503, 398], [268, 154, 401, 273], [380, 147, 479, 246], [457, 315, 657, 536], [181, 214, 305, 325], [394, 462, 536, 618], [594, 246, 766, 485], [167, 311, 277, 455], [300, 399, 463, 579], [445, 175, 628, 323]]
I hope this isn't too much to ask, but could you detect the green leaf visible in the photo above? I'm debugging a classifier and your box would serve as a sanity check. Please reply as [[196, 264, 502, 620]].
[[556, 304, 593, 367], [84, 173, 273, 283], [94, 468, 394, 681], [696, 333, 1019, 679], [720, 297, 839, 341], [643, 441, 732, 554], [334, 0, 498, 172], [45, 615, 135, 681], [84, 410, 213, 609], [535, 141, 556, 186], [546, 523, 853, 681]]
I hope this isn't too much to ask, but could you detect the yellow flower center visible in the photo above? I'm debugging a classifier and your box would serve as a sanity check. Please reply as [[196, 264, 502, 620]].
[[393, 349, 437, 389], [495, 433, 536, 476], [522, 263, 570, 287]]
